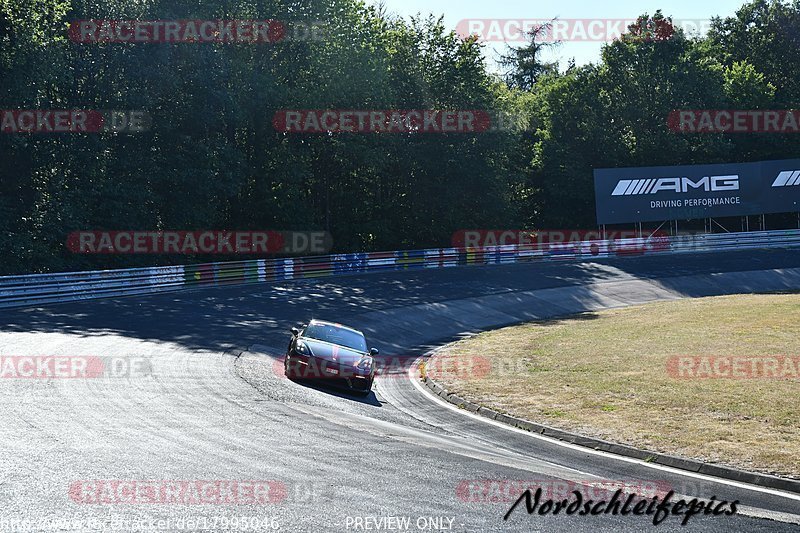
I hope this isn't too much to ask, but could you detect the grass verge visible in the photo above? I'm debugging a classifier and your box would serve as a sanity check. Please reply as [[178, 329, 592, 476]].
[[428, 294, 800, 478]]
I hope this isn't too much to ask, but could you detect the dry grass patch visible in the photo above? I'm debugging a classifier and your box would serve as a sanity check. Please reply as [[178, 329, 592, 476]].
[[429, 294, 800, 478]]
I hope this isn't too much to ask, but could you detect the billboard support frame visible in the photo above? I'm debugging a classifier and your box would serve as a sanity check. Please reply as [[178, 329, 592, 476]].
[[648, 221, 668, 239], [711, 218, 732, 233]]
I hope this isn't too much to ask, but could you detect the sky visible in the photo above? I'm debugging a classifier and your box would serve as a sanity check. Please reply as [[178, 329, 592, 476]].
[[372, 0, 747, 71]]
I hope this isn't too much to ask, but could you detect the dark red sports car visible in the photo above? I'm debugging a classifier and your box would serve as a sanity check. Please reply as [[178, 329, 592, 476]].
[[284, 319, 378, 395]]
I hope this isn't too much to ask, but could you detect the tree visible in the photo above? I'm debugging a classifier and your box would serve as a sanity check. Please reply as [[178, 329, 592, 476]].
[[498, 20, 560, 91]]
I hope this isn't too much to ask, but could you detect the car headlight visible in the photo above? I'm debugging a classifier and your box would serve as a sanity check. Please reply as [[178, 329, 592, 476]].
[[356, 357, 373, 371], [295, 341, 311, 356]]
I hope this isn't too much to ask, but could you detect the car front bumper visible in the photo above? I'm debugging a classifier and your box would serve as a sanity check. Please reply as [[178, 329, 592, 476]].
[[287, 355, 374, 391]]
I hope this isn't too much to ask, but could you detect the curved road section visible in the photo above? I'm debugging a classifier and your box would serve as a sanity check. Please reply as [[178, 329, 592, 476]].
[[1, 250, 799, 532]]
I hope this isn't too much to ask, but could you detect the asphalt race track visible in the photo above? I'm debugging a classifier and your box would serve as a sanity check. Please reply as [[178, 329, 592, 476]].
[[2, 250, 800, 532]]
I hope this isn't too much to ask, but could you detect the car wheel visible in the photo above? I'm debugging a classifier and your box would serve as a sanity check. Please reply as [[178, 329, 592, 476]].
[[284, 356, 296, 380], [356, 380, 373, 396]]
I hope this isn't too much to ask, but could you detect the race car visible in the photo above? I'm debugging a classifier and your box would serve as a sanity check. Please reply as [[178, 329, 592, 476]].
[[284, 319, 379, 396]]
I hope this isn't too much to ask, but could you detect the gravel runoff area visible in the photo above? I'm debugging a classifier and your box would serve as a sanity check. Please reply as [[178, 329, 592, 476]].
[[427, 293, 800, 479]]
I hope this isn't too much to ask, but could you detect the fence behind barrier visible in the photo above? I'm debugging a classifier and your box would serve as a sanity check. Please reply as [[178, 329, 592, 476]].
[[1, 230, 799, 309]]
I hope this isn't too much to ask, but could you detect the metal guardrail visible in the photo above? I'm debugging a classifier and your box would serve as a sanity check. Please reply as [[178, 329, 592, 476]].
[[1, 229, 799, 309]]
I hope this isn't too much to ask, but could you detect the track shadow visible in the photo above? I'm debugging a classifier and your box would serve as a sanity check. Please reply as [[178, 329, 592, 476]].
[[1, 250, 799, 355], [289, 377, 382, 407]]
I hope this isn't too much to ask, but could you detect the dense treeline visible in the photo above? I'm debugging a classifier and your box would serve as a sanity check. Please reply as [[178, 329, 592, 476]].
[[0, 0, 798, 274]]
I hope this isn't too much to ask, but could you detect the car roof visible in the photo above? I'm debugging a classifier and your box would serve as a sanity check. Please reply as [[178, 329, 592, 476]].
[[307, 319, 364, 335]]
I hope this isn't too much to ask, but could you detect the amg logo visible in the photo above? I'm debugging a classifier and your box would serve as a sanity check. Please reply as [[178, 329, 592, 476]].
[[612, 175, 740, 196], [772, 170, 800, 187]]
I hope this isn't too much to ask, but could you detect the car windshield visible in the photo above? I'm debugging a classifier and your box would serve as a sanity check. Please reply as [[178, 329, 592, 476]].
[[303, 324, 368, 353]]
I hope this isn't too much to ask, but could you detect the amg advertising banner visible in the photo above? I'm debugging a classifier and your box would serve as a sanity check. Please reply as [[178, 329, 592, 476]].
[[594, 159, 800, 224]]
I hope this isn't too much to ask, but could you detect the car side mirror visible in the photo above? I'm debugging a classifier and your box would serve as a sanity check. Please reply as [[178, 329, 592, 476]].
[[370, 348, 379, 356], [291, 327, 300, 336]]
